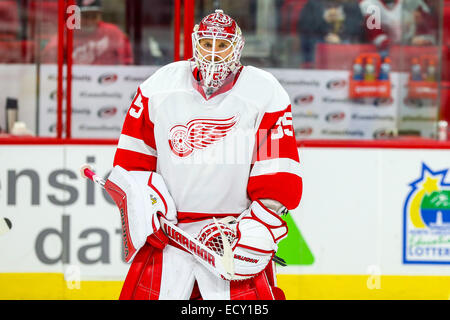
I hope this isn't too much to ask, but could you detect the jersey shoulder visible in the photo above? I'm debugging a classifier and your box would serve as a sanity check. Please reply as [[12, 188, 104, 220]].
[[234, 66, 290, 113], [139, 61, 191, 98]]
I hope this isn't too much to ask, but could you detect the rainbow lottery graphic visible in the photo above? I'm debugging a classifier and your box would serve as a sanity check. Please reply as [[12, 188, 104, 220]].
[[403, 163, 450, 264]]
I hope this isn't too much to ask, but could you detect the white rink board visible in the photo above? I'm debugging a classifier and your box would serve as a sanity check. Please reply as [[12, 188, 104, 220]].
[[0, 145, 129, 280], [0, 144, 449, 281], [288, 147, 450, 276]]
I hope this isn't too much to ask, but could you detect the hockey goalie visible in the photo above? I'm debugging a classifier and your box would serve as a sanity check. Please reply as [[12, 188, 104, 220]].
[[111, 9, 303, 300]]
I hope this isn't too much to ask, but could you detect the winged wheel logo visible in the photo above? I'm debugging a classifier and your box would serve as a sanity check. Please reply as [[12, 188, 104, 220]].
[[168, 116, 239, 157]]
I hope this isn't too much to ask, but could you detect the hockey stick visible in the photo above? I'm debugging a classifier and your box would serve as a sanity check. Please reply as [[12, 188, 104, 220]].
[[213, 217, 235, 275], [79, 165, 235, 280], [159, 216, 234, 280], [0, 218, 12, 236]]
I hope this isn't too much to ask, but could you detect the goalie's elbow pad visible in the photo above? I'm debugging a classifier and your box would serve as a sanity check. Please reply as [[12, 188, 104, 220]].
[[232, 200, 288, 280]]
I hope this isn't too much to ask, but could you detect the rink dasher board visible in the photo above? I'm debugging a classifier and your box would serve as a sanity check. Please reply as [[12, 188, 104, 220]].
[[0, 144, 449, 281]]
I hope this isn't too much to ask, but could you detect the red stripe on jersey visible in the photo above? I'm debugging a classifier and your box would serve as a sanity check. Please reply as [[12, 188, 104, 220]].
[[113, 148, 157, 172], [253, 104, 299, 162], [248, 104, 302, 209], [247, 172, 303, 211], [120, 87, 156, 150]]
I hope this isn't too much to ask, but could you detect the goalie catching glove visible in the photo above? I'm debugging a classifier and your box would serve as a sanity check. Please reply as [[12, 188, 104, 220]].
[[231, 200, 288, 280], [105, 165, 177, 262]]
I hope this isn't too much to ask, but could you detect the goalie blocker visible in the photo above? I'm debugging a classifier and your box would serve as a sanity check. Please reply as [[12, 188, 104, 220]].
[[105, 166, 178, 262]]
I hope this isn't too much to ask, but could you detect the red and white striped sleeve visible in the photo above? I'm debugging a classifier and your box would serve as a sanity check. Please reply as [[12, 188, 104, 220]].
[[113, 87, 157, 171], [247, 104, 303, 211]]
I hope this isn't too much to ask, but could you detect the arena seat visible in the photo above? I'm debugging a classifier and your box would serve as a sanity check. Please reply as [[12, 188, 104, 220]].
[[439, 1, 450, 122], [0, 1, 35, 63], [28, 0, 59, 44], [315, 43, 377, 70], [0, 0, 19, 41], [0, 40, 35, 63], [442, 2, 450, 82], [315, 43, 441, 72], [440, 82, 450, 123], [389, 45, 439, 72]]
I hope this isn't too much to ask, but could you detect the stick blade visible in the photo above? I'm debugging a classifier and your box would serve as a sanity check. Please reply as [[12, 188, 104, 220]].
[[213, 217, 235, 279], [0, 218, 12, 236]]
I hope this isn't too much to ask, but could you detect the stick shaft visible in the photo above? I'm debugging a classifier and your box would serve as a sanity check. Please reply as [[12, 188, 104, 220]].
[[160, 217, 233, 280], [80, 165, 106, 187]]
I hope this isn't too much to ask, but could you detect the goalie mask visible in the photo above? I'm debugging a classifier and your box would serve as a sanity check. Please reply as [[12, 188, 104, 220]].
[[192, 9, 245, 90]]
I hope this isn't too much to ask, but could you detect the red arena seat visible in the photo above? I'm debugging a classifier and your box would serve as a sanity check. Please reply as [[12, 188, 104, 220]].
[[315, 43, 377, 70], [28, 0, 59, 44], [0, 40, 35, 63], [0, 0, 19, 40]]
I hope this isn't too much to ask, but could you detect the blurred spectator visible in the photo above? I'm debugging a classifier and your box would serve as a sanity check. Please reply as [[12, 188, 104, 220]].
[[297, 0, 365, 68], [42, 0, 133, 65], [279, 0, 307, 35], [360, 0, 437, 57], [410, 0, 439, 46]]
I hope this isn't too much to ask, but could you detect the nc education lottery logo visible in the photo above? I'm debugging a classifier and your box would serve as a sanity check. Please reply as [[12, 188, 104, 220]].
[[403, 163, 450, 264]]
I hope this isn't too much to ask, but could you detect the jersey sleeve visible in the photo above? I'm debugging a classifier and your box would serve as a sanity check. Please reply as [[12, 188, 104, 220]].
[[113, 87, 157, 171], [247, 91, 303, 211]]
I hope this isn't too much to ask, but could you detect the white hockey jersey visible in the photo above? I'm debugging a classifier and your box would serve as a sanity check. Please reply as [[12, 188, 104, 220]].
[[113, 61, 302, 224]]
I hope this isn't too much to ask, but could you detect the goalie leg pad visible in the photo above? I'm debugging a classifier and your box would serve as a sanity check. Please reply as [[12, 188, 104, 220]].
[[119, 243, 163, 300], [229, 263, 285, 300]]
